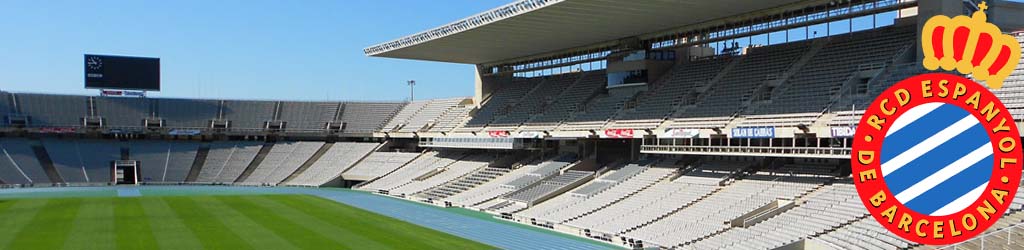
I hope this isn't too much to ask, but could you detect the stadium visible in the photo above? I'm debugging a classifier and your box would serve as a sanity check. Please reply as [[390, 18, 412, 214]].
[[2, 0, 1024, 249]]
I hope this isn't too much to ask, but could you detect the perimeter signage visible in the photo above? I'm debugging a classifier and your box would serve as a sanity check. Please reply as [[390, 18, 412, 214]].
[[851, 3, 1023, 245], [730, 127, 774, 138]]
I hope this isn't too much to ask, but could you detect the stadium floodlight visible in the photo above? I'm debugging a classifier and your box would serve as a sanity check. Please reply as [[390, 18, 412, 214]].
[[407, 80, 416, 101]]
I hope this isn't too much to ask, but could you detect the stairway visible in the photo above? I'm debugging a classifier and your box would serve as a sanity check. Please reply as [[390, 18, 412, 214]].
[[185, 145, 210, 182]]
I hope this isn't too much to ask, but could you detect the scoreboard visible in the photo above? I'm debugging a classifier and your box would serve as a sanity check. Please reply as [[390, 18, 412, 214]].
[[84, 54, 160, 91]]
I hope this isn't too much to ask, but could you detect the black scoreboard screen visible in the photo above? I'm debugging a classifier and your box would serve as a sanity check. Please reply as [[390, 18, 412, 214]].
[[84, 54, 160, 91]]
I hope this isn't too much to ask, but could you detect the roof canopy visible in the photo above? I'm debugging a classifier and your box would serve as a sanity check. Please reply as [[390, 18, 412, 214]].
[[365, 0, 819, 65]]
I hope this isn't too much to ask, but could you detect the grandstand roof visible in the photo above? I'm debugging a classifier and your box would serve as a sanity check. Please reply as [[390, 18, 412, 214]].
[[364, 0, 821, 64]]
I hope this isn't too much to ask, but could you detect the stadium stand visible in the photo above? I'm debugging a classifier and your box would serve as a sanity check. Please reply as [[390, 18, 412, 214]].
[[155, 98, 220, 129], [616, 56, 734, 122], [0, 91, 13, 122], [360, 150, 465, 192], [278, 101, 342, 132], [17, 93, 88, 127], [195, 141, 263, 183], [516, 163, 675, 224], [689, 183, 864, 250], [341, 150, 421, 181], [443, 164, 535, 208], [339, 102, 404, 133], [222, 100, 276, 130], [624, 173, 826, 247], [0, 138, 50, 184], [384, 98, 465, 133], [746, 26, 915, 115], [811, 217, 915, 250], [42, 139, 121, 184], [95, 97, 151, 128], [241, 141, 324, 185], [287, 142, 379, 186], [491, 73, 579, 126], [416, 166, 511, 201], [681, 41, 811, 118], [426, 103, 473, 133], [561, 159, 745, 235], [526, 71, 606, 127], [504, 170, 593, 205], [388, 153, 493, 196], [129, 140, 199, 183], [9, 2, 1024, 249], [383, 100, 428, 132], [461, 77, 543, 129], [400, 98, 464, 132], [564, 85, 646, 131], [502, 155, 576, 188]]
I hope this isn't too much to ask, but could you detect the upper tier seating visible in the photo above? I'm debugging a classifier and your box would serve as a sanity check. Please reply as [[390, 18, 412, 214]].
[[427, 104, 473, 133], [0, 92, 13, 122], [42, 139, 121, 183], [222, 100, 276, 130], [195, 141, 263, 183], [279, 101, 341, 132], [679, 41, 810, 118], [95, 97, 151, 127], [339, 102, 404, 133], [831, 62, 929, 113], [129, 140, 199, 183], [0, 138, 50, 184], [527, 71, 607, 125], [287, 142, 378, 186], [7, 93, 405, 132], [749, 26, 915, 115], [462, 77, 543, 128], [383, 100, 429, 131], [399, 98, 463, 132], [618, 56, 734, 121], [241, 141, 323, 185], [17, 94, 88, 127], [491, 73, 580, 126], [563, 92, 634, 130], [156, 98, 219, 129]]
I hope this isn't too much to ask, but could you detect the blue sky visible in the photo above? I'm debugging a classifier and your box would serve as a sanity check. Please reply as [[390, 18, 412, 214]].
[[0, 0, 507, 101]]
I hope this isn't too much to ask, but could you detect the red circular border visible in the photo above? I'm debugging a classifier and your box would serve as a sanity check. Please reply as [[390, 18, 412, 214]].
[[851, 73, 1023, 245]]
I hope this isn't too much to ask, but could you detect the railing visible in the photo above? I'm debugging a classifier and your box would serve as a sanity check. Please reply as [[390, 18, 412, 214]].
[[641, 145, 851, 159], [938, 220, 1024, 250]]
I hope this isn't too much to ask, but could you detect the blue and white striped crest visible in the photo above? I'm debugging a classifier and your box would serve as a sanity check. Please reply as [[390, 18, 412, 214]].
[[881, 102, 993, 216]]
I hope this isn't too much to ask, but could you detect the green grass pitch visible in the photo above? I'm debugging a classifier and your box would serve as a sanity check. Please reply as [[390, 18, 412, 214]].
[[0, 194, 495, 250]]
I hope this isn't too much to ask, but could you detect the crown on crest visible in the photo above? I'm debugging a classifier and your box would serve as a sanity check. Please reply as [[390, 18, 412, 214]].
[[922, 2, 1021, 89]]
